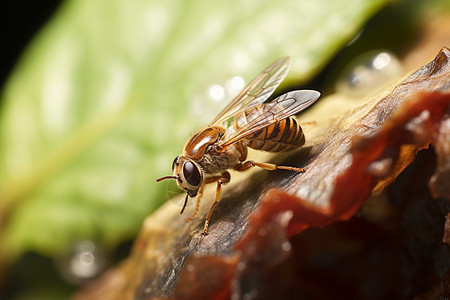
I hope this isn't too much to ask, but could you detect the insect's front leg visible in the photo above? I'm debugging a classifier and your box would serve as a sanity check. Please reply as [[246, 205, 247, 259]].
[[202, 171, 231, 235], [185, 176, 217, 222], [235, 160, 305, 173], [185, 172, 230, 224], [185, 183, 205, 222]]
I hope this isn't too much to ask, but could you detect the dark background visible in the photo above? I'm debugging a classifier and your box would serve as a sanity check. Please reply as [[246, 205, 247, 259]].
[[0, 1, 61, 88]]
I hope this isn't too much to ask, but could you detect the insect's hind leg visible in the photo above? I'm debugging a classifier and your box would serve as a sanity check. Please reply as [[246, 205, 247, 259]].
[[235, 160, 304, 173]]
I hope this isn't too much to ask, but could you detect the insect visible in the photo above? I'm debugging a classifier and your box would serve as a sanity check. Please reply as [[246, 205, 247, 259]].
[[156, 57, 320, 235]]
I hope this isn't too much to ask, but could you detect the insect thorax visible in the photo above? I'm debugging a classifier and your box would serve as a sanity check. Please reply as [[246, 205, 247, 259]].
[[197, 144, 241, 175], [183, 126, 225, 161]]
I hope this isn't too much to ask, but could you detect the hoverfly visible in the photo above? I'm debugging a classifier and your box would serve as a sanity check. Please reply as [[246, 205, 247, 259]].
[[156, 57, 320, 235]]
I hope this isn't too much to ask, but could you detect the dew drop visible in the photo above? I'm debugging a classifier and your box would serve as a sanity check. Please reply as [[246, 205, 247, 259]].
[[55, 240, 108, 285], [336, 50, 403, 97]]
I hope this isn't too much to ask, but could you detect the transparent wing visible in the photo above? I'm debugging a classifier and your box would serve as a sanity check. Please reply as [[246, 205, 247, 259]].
[[217, 90, 321, 148], [210, 56, 291, 126]]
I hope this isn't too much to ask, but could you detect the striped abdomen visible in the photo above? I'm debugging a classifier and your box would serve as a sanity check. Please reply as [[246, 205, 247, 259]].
[[243, 116, 305, 152]]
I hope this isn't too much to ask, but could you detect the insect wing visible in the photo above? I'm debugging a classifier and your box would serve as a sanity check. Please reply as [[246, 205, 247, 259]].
[[218, 90, 321, 148], [210, 57, 291, 127]]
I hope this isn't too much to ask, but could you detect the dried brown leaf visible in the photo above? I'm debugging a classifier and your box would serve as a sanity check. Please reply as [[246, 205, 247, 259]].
[[74, 48, 450, 300]]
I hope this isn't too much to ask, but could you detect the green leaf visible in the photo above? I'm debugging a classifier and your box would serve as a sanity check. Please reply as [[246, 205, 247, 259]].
[[0, 0, 389, 259]]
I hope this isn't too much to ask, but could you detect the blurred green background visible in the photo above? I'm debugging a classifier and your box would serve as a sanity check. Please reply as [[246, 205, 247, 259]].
[[0, 0, 449, 298]]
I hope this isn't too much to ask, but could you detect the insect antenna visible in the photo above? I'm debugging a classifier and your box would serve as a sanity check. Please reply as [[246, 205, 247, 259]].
[[180, 194, 189, 215], [156, 175, 178, 182]]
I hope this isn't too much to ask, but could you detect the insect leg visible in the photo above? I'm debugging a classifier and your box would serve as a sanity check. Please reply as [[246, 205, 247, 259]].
[[186, 173, 229, 222], [185, 183, 205, 222], [235, 160, 304, 172], [203, 171, 231, 235]]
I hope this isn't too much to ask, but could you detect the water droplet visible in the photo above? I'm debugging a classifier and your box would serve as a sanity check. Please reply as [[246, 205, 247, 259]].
[[56, 240, 108, 285], [372, 52, 391, 70], [336, 50, 403, 97]]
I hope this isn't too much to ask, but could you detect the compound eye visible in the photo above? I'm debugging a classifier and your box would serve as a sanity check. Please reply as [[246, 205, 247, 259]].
[[183, 161, 201, 186]]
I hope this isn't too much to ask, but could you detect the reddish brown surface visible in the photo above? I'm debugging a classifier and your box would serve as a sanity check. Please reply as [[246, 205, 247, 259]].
[[444, 213, 450, 246]]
